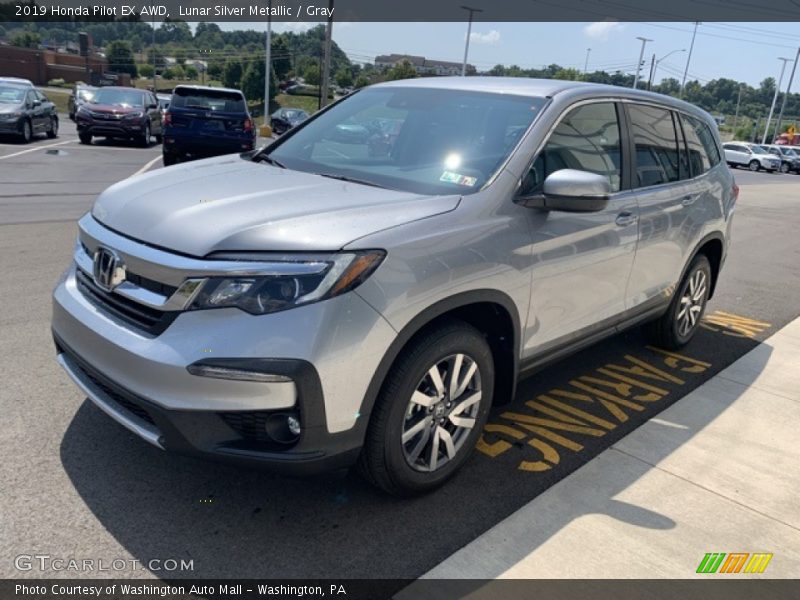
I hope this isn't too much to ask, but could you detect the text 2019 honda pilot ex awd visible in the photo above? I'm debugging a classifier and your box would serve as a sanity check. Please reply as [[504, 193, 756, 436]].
[[53, 78, 736, 495]]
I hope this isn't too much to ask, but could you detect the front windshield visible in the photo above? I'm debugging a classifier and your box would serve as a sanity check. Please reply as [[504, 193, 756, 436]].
[[77, 89, 95, 102], [0, 86, 26, 104], [750, 145, 767, 154], [90, 89, 144, 108], [263, 87, 547, 195]]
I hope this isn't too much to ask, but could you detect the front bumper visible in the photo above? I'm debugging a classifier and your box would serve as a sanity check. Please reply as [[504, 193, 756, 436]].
[[0, 117, 22, 134], [77, 117, 145, 137], [51, 223, 398, 472], [54, 332, 361, 474]]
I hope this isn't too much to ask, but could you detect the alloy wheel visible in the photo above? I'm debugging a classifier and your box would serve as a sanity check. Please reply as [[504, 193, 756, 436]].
[[23, 121, 31, 142], [676, 268, 707, 337], [401, 353, 482, 472]]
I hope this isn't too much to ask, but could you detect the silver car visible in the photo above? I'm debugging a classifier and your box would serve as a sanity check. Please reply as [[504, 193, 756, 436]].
[[52, 78, 737, 495]]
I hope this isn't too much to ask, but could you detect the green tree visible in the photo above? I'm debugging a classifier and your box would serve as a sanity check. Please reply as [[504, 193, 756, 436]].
[[184, 65, 198, 80], [138, 63, 154, 78], [271, 36, 292, 81], [222, 60, 244, 89], [106, 41, 137, 78], [386, 60, 417, 81], [147, 47, 166, 70], [303, 64, 321, 86], [240, 61, 278, 108], [11, 31, 40, 48], [335, 68, 353, 88], [354, 75, 369, 89]]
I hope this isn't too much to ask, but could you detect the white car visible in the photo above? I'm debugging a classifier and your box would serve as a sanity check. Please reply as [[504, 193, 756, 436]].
[[723, 142, 781, 172], [0, 77, 35, 87]]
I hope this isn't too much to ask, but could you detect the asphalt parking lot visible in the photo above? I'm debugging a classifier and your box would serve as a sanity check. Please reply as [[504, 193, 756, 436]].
[[1, 118, 799, 580]]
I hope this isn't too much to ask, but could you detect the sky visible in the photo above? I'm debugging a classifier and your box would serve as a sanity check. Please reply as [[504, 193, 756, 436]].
[[217, 21, 800, 88]]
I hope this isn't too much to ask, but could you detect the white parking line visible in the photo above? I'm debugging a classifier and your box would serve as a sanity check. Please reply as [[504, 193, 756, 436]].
[[132, 154, 162, 177], [0, 140, 73, 161]]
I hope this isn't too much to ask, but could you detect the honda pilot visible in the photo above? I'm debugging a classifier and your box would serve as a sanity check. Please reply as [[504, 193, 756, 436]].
[[52, 78, 736, 495]]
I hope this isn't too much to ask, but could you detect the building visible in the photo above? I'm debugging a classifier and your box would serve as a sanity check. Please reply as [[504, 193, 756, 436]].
[[0, 45, 116, 86], [374, 53, 471, 76]]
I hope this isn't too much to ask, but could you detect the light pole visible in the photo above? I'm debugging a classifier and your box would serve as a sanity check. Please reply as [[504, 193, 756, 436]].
[[649, 48, 685, 89], [763, 57, 792, 143], [264, 0, 271, 125], [773, 47, 800, 142], [461, 6, 483, 77], [583, 48, 591, 76], [151, 16, 156, 92], [633, 37, 653, 89], [680, 21, 700, 98]]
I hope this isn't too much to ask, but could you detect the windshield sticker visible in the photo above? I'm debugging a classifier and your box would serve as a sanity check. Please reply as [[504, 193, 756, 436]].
[[440, 171, 478, 187]]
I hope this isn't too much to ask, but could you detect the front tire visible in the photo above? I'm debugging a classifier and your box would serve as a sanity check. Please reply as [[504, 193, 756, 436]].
[[645, 254, 712, 350], [358, 319, 494, 496], [139, 122, 150, 147], [46, 116, 58, 139], [20, 119, 32, 143], [78, 132, 92, 145], [780, 162, 790, 173]]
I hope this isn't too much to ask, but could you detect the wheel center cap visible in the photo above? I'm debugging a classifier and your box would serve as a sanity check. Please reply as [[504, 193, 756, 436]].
[[434, 403, 446, 418]]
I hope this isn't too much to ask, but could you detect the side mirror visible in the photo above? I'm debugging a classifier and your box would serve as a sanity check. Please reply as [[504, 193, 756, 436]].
[[147, 103, 158, 110], [32, 100, 41, 108], [516, 169, 611, 212]]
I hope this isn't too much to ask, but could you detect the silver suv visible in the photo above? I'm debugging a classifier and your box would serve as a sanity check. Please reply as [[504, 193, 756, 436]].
[[52, 78, 737, 495]]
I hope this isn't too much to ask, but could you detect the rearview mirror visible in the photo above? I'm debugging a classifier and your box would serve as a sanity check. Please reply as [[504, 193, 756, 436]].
[[516, 169, 611, 212]]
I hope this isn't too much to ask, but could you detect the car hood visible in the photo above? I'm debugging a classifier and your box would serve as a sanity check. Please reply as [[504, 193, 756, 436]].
[[0, 103, 23, 113], [91, 155, 461, 257]]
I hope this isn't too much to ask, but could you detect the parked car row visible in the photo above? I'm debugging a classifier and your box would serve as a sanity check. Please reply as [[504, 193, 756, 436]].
[[722, 141, 800, 174]]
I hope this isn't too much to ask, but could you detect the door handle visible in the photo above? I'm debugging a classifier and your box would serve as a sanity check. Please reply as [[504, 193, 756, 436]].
[[681, 193, 698, 206], [615, 211, 638, 227]]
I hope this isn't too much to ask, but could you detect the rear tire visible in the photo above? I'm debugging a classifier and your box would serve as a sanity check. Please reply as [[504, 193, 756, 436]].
[[154, 133, 163, 144], [645, 254, 712, 350], [78, 132, 92, 145], [748, 160, 760, 171], [780, 162, 790, 173], [358, 319, 494, 496], [162, 152, 177, 166]]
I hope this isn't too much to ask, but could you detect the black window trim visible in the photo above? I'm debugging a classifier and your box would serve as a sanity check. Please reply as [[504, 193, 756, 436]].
[[520, 97, 630, 195], [620, 99, 722, 192]]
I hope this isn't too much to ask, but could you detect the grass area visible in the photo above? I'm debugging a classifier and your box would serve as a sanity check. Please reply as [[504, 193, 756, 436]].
[[43, 89, 70, 115], [275, 93, 320, 114]]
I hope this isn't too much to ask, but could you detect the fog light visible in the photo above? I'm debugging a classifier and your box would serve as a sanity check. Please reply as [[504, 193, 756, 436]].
[[287, 415, 301, 436]]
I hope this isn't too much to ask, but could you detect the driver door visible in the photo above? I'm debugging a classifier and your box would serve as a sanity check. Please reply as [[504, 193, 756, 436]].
[[520, 101, 639, 356]]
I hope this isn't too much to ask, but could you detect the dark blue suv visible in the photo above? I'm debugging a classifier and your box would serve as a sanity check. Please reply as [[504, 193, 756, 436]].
[[162, 85, 255, 166]]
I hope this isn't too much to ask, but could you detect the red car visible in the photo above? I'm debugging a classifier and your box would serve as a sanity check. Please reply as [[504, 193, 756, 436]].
[[75, 86, 163, 146]]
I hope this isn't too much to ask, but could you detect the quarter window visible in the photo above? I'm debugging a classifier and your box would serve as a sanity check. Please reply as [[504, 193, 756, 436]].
[[628, 104, 681, 188], [682, 114, 720, 175], [526, 102, 622, 194]]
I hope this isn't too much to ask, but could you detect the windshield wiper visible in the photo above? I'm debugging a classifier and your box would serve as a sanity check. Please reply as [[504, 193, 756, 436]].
[[253, 154, 286, 168], [315, 172, 386, 189]]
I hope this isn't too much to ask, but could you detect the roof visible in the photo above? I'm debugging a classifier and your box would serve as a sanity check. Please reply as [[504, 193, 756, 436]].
[[371, 77, 710, 117], [172, 84, 243, 95]]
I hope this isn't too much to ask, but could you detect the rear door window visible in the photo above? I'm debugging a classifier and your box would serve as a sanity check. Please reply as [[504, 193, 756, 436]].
[[627, 104, 681, 188]]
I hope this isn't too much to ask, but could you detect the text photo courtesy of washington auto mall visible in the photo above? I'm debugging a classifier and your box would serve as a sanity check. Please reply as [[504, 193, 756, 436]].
[[0, 0, 799, 598]]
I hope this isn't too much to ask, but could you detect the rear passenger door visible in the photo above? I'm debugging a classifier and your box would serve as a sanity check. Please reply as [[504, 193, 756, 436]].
[[625, 104, 710, 312]]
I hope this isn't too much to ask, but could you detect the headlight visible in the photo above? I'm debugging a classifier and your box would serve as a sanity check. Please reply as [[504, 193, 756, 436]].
[[123, 111, 144, 119], [188, 250, 385, 315], [2, 112, 22, 119]]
